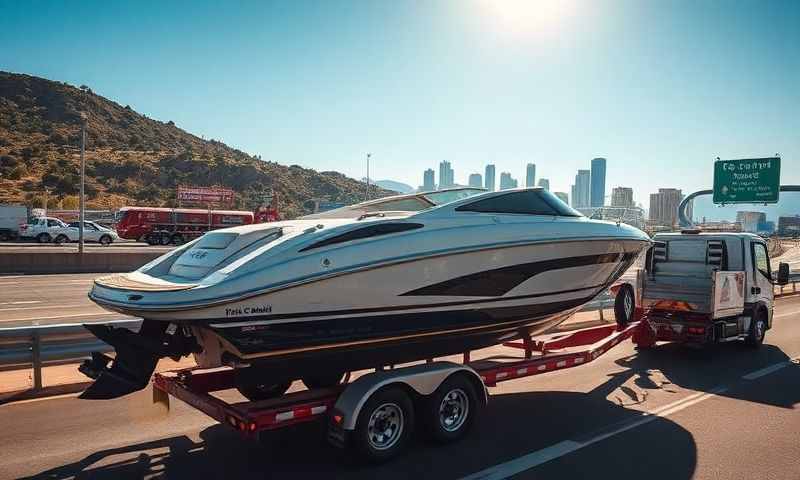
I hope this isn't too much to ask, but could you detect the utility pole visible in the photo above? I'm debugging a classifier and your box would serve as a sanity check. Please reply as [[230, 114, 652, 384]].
[[78, 113, 87, 254], [365, 153, 371, 201]]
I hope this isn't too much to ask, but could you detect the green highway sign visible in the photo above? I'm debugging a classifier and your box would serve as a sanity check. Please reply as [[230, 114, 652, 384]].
[[713, 157, 781, 204]]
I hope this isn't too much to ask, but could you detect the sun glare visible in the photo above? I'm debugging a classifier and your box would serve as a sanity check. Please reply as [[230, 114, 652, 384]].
[[478, 0, 575, 38]]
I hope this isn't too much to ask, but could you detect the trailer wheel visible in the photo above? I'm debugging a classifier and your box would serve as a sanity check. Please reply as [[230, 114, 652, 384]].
[[37, 232, 52, 243], [745, 310, 767, 348], [614, 284, 635, 327], [353, 387, 414, 463], [302, 371, 345, 390], [422, 374, 480, 443]]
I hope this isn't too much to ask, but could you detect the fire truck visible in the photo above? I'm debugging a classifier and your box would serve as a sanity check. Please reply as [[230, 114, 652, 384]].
[[115, 207, 256, 245]]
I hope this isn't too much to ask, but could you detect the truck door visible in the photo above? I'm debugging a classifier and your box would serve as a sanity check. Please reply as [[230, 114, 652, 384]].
[[750, 241, 774, 326]]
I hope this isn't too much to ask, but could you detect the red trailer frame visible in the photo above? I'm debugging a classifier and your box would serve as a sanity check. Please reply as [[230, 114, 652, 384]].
[[152, 321, 641, 440]]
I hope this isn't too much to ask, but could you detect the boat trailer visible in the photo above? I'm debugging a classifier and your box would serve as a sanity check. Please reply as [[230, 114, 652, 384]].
[[153, 320, 641, 462]]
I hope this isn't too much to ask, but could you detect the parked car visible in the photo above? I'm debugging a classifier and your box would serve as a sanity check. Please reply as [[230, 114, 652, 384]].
[[19, 216, 69, 243], [53, 221, 119, 245]]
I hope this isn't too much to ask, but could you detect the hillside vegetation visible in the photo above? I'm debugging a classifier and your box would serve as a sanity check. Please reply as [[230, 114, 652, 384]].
[[0, 71, 391, 218]]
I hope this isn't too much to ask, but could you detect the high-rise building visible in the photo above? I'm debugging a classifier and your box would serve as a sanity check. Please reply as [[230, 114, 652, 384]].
[[590, 157, 606, 208], [499, 172, 518, 190], [572, 169, 591, 208], [525, 163, 536, 188], [468, 173, 483, 188], [554, 192, 569, 204], [778, 216, 800, 235], [422, 168, 435, 191], [611, 187, 634, 208], [648, 188, 684, 227], [438, 161, 454, 189], [736, 211, 767, 233], [485, 164, 496, 192], [537, 178, 550, 191]]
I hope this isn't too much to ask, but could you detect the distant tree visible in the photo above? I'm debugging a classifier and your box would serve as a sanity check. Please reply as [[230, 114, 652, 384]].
[[6, 164, 27, 180]]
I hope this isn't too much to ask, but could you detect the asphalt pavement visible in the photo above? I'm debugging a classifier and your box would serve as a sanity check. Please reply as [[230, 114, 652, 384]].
[[0, 274, 133, 327], [1, 295, 799, 479]]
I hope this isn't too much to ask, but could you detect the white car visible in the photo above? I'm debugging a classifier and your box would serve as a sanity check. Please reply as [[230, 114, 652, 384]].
[[53, 221, 119, 245], [19, 216, 69, 243]]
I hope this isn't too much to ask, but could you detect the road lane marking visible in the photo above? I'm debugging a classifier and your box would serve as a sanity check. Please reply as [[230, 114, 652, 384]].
[[0, 304, 93, 312], [774, 309, 800, 319], [1, 312, 118, 322], [742, 362, 790, 380], [0, 301, 41, 306], [460, 388, 725, 480]]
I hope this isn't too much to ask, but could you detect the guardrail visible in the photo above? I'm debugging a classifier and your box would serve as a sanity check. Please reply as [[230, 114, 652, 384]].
[[0, 320, 141, 390]]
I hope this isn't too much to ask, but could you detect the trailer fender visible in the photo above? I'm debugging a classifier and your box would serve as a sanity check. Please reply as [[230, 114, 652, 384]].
[[334, 362, 486, 431]]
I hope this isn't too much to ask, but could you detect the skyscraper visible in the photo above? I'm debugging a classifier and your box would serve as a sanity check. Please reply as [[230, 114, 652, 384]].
[[422, 168, 435, 191], [611, 187, 634, 207], [468, 173, 483, 188], [438, 161, 454, 189], [590, 157, 606, 208], [525, 163, 536, 188], [573, 169, 591, 208], [537, 178, 550, 191], [485, 164, 496, 192], [649, 188, 684, 227], [554, 192, 569, 204], [499, 172, 518, 190]]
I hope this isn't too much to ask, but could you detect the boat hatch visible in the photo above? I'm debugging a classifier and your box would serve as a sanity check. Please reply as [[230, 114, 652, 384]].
[[95, 273, 197, 292]]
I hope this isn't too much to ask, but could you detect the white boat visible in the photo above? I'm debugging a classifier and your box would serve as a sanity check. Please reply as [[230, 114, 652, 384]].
[[80, 188, 650, 399]]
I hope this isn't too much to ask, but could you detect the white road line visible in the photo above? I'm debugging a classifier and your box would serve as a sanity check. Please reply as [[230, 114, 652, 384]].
[[0, 304, 92, 312], [742, 362, 790, 380], [0, 301, 41, 306], [2, 312, 115, 322], [774, 309, 800, 319]]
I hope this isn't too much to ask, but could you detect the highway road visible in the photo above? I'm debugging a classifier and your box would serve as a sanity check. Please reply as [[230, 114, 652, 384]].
[[0, 274, 134, 328], [1, 295, 799, 480]]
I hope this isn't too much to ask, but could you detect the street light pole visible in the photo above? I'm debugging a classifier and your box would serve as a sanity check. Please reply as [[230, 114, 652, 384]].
[[365, 153, 371, 202], [78, 113, 86, 254]]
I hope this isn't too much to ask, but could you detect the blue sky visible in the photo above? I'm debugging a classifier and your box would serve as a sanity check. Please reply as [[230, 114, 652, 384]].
[[1, 0, 798, 207]]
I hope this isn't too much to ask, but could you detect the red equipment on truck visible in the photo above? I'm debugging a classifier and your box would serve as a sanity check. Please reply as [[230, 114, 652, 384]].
[[115, 207, 255, 245]]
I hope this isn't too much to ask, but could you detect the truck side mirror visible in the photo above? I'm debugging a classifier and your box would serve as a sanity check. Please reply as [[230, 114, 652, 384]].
[[776, 262, 790, 286]]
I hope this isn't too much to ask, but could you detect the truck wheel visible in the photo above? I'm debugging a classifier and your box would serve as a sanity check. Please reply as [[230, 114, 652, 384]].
[[170, 233, 184, 246], [353, 387, 414, 463], [614, 284, 635, 327], [159, 232, 172, 246], [99, 235, 112, 245], [745, 311, 767, 348], [37, 233, 52, 244], [302, 371, 345, 390], [146, 233, 160, 246], [422, 374, 480, 444]]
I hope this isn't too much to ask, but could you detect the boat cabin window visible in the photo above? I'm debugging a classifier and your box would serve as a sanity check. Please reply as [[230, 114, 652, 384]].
[[363, 197, 432, 212], [195, 232, 239, 249], [300, 223, 423, 252], [455, 190, 582, 217]]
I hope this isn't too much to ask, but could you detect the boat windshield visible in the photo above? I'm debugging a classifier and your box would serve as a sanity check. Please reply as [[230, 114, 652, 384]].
[[301, 188, 485, 219]]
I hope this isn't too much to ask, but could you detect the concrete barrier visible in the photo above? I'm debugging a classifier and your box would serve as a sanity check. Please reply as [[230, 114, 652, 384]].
[[0, 250, 162, 274]]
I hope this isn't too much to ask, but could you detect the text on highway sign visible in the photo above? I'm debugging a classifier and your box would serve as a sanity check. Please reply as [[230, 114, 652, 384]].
[[713, 157, 781, 204]]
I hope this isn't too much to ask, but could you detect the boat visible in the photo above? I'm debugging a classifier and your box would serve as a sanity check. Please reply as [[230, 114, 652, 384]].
[[79, 187, 651, 399]]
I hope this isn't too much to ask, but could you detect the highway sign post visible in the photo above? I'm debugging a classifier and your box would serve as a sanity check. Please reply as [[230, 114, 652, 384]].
[[713, 157, 781, 204]]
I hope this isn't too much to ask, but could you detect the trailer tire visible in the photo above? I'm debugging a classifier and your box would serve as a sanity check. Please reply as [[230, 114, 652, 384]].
[[353, 386, 414, 463], [301, 371, 345, 390], [745, 309, 767, 348], [37, 233, 52, 244], [614, 284, 635, 327], [422, 374, 480, 444]]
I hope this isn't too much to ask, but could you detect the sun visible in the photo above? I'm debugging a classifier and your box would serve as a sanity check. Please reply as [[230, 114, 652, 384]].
[[477, 0, 575, 38]]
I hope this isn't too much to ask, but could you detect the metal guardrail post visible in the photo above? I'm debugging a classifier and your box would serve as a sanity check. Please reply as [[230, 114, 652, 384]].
[[32, 330, 42, 390]]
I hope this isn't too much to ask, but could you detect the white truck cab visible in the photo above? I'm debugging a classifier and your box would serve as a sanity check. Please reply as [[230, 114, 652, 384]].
[[19, 216, 68, 243], [638, 231, 790, 347]]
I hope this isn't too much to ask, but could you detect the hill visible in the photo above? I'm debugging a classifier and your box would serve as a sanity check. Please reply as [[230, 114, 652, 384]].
[[0, 71, 392, 218], [369, 179, 415, 194]]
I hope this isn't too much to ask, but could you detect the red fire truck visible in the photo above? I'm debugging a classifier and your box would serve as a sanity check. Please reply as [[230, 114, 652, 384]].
[[115, 207, 256, 245]]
